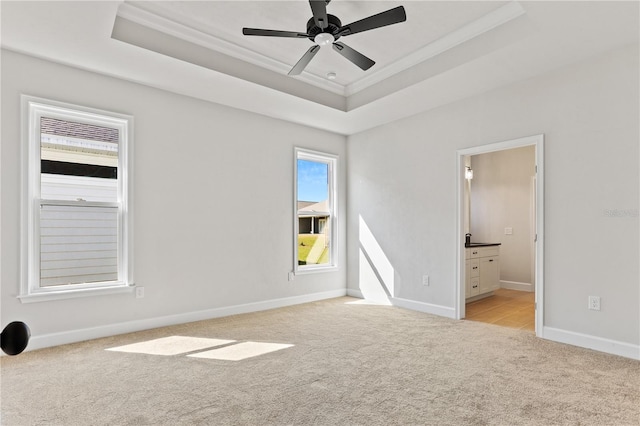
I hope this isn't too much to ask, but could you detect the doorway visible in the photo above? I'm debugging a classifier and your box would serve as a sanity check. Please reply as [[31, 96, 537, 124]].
[[456, 135, 544, 336]]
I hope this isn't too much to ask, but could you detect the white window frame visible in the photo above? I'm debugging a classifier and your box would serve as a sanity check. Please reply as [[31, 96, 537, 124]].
[[20, 95, 134, 303], [294, 148, 338, 274]]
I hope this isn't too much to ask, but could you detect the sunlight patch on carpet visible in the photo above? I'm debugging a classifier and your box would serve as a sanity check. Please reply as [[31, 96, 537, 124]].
[[188, 341, 294, 361], [106, 336, 235, 356], [345, 299, 392, 306]]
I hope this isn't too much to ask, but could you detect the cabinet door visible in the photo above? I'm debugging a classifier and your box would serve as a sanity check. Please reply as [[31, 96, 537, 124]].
[[479, 257, 500, 293], [469, 259, 480, 278], [469, 277, 480, 296]]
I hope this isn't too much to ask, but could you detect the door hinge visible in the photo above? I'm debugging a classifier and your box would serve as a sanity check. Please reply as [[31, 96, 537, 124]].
[[535, 302, 537, 310], [535, 165, 538, 173]]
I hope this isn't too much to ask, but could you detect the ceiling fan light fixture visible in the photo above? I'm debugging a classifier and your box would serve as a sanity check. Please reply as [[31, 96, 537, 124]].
[[314, 32, 334, 46], [242, 2, 407, 75]]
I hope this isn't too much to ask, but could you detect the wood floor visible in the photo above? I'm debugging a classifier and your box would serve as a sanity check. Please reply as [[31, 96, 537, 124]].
[[465, 288, 535, 331]]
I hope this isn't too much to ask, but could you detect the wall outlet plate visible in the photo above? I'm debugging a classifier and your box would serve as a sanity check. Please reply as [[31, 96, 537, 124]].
[[588, 296, 600, 311], [422, 275, 429, 286], [135, 286, 145, 298]]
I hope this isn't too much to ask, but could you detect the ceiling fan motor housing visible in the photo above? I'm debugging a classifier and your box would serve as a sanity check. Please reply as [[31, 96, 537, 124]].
[[306, 14, 342, 42]]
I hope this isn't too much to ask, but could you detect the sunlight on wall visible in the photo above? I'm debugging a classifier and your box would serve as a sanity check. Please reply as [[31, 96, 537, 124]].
[[358, 215, 394, 305]]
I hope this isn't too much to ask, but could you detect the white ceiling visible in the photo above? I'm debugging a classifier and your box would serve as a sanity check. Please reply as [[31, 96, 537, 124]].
[[1, 1, 638, 135], [123, 1, 510, 89]]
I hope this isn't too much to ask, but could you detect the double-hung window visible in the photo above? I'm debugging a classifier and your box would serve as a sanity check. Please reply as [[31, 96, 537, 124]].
[[294, 148, 337, 273], [21, 96, 133, 301]]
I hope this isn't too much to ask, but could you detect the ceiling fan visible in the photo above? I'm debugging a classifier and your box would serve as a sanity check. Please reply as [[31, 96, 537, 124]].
[[242, 0, 406, 76]]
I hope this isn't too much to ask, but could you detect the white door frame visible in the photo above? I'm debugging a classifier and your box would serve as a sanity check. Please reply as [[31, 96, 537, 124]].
[[455, 134, 544, 337]]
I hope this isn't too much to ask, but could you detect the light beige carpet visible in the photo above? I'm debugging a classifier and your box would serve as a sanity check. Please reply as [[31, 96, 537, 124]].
[[1, 297, 638, 425]]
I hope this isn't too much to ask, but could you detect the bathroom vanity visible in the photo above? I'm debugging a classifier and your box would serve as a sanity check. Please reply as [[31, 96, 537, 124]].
[[465, 243, 500, 299]]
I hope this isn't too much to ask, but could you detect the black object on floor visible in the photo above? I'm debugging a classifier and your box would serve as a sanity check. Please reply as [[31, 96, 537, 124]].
[[1, 321, 31, 355]]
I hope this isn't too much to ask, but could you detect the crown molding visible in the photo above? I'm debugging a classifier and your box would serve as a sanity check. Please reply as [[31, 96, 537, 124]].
[[116, 3, 347, 96], [116, 2, 526, 101], [345, 1, 526, 96]]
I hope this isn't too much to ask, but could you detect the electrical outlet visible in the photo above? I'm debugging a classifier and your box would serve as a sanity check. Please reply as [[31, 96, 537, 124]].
[[588, 296, 600, 311], [288, 272, 295, 281], [505, 227, 513, 235], [422, 275, 429, 286], [135, 286, 145, 299]]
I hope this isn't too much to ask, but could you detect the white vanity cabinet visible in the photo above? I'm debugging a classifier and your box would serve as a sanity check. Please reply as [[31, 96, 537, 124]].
[[466, 258, 480, 297], [465, 245, 500, 299]]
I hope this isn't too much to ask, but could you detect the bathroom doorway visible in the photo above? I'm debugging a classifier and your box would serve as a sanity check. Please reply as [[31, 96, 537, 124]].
[[456, 135, 544, 336]]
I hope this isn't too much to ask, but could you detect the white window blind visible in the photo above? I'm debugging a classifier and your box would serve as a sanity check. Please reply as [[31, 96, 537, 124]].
[[40, 204, 119, 287]]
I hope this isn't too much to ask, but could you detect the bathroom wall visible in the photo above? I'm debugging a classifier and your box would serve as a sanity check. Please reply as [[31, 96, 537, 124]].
[[470, 145, 536, 288]]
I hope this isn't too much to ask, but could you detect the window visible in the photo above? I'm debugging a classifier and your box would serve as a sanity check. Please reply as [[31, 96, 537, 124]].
[[21, 96, 133, 301], [294, 148, 337, 273]]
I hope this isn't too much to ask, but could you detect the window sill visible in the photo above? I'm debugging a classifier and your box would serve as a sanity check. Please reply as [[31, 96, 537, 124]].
[[294, 265, 338, 275], [18, 284, 135, 303]]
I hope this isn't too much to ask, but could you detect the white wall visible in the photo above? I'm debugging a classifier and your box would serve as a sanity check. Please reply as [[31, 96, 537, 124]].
[[470, 146, 535, 287], [1, 50, 347, 348], [347, 44, 639, 352], [2, 44, 638, 358]]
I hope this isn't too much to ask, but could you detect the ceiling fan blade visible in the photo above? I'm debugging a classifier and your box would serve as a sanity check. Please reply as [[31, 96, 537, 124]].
[[288, 45, 321, 75], [338, 6, 406, 36], [309, 0, 329, 29], [242, 28, 309, 38], [332, 42, 375, 71]]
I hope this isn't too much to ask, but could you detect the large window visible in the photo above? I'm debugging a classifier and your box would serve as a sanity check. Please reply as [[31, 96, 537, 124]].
[[294, 148, 337, 273], [21, 96, 133, 301]]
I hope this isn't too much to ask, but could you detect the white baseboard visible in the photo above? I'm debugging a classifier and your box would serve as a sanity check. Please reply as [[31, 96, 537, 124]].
[[392, 297, 456, 319], [25, 289, 347, 352], [26, 288, 637, 361], [542, 326, 640, 360], [500, 280, 534, 292], [345, 289, 455, 319], [346, 288, 364, 299]]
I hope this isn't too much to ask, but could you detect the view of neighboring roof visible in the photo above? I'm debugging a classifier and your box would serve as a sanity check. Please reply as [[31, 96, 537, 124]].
[[298, 200, 329, 215], [40, 117, 118, 168], [297, 201, 316, 210], [41, 117, 119, 143]]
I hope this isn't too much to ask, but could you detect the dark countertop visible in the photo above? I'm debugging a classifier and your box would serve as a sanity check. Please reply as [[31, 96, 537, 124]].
[[465, 242, 502, 248]]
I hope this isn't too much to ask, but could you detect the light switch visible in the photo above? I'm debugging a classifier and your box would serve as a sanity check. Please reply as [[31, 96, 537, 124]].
[[504, 227, 513, 235]]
